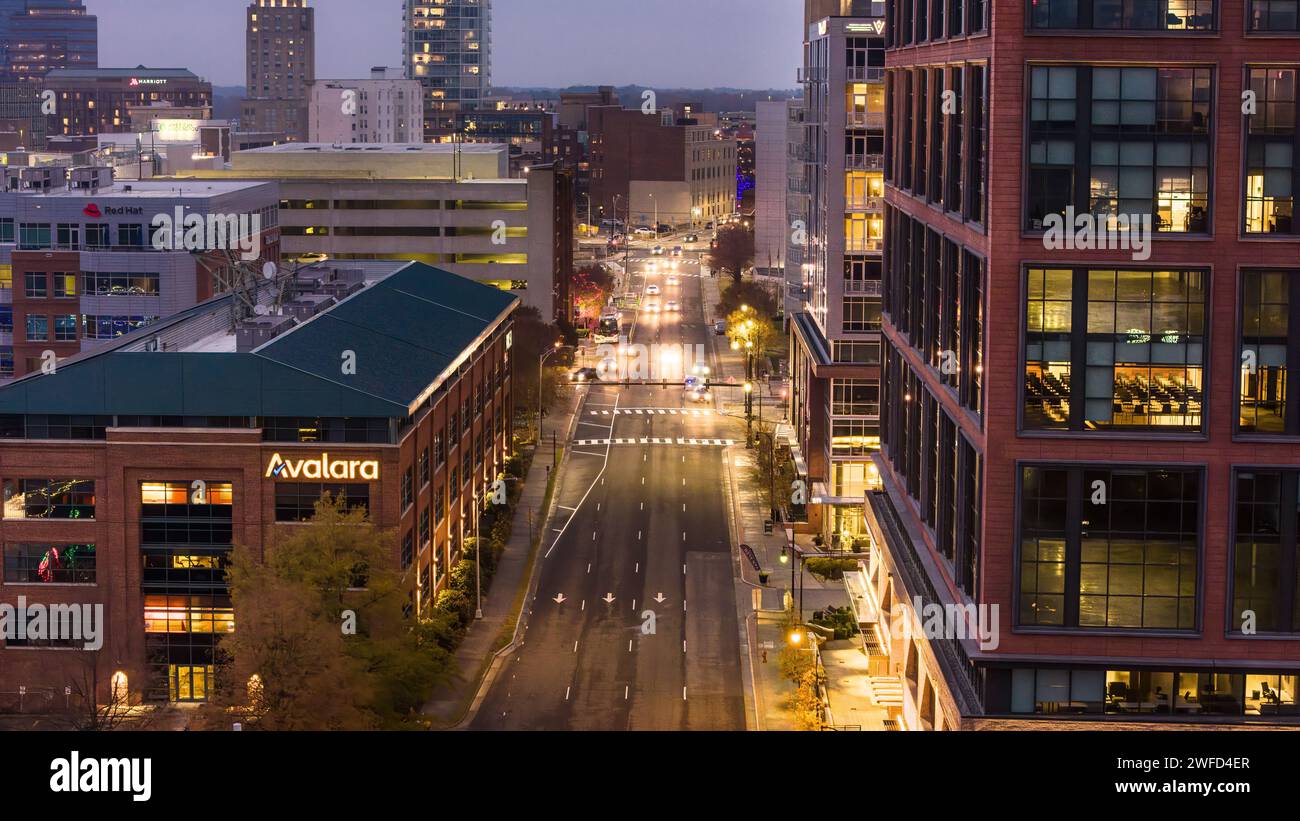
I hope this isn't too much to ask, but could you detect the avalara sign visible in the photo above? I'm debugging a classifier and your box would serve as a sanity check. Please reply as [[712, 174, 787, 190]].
[[265, 453, 380, 481]]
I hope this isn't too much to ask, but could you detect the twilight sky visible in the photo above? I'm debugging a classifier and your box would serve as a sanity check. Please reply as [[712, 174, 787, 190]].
[[90, 0, 803, 89]]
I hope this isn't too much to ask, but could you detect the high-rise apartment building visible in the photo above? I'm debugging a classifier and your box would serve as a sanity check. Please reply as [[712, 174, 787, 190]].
[[787, 0, 885, 543], [242, 0, 315, 141], [308, 68, 424, 144], [0, 0, 97, 83], [755, 99, 791, 276], [403, 0, 492, 140], [867, 0, 1300, 729]]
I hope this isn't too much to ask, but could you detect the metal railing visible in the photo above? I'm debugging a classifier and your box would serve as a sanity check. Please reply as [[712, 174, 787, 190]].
[[844, 279, 882, 296], [847, 66, 885, 83], [845, 154, 884, 171]]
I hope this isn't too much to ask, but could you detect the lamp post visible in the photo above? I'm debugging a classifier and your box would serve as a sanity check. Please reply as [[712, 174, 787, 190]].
[[472, 487, 483, 620], [537, 340, 570, 443]]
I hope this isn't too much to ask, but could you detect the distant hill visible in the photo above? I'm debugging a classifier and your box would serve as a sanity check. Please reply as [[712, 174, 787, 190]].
[[495, 85, 800, 113]]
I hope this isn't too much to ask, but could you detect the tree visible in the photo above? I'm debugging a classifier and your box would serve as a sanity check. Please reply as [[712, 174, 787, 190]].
[[716, 279, 778, 319], [510, 305, 567, 440], [570, 263, 615, 322], [60, 654, 155, 731], [726, 307, 780, 364], [204, 495, 454, 730], [708, 224, 755, 283]]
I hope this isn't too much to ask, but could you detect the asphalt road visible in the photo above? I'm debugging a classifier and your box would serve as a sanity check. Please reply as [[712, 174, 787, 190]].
[[471, 240, 747, 730]]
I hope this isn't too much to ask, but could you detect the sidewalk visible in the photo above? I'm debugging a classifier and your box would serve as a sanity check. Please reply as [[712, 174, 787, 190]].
[[422, 390, 580, 728], [711, 271, 887, 731]]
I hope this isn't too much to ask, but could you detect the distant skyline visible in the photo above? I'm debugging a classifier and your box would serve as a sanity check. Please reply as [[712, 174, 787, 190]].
[[91, 0, 803, 90]]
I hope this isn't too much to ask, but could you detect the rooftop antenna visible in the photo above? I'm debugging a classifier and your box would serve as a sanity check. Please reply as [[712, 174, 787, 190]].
[[194, 248, 292, 330]]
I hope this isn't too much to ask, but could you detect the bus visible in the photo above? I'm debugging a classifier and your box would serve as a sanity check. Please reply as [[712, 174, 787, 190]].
[[593, 313, 621, 344]]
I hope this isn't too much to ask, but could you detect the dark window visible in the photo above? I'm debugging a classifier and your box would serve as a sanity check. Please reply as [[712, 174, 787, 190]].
[[4, 543, 95, 583], [1239, 269, 1298, 434], [274, 483, 369, 522], [418, 447, 430, 486], [1232, 469, 1300, 633], [261, 417, 390, 443], [139, 481, 234, 545], [1019, 465, 1200, 630], [1030, 0, 1217, 30], [1250, 0, 1300, 31]]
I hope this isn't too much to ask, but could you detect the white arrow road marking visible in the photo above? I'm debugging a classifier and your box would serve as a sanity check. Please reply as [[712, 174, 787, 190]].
[[603, 593, 616, 604], [553, 593, 567, 604], [654, 593, 667, 603]]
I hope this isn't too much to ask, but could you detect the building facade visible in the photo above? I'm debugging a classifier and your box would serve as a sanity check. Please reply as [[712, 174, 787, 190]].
[[787, 1, 886, 543], [588, 106, 738, 230], [755, 99, 794, 275], [308, 68, 423, 144], [0, 169, 280, 381], [403, 0, 491, 139], [0, 260, 515, 704], [870, 0, 1300, 729], [0, 0, 97, 83], [242, 0, 315, 140], [209, 142, 572, 322], [43, 67, 213, 137]]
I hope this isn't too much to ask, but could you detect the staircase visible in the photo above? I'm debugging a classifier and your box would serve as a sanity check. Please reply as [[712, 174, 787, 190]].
[[867, 676, 903, 708]]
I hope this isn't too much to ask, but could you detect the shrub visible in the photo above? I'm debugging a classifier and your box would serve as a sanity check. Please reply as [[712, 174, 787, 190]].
[[435, 589, 473, 627], [804, 557, 857, 581]]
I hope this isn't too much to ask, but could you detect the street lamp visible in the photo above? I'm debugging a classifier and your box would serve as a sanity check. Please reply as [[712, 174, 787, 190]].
[[538, 340, 570, 442], [472, 487, 483, 619]]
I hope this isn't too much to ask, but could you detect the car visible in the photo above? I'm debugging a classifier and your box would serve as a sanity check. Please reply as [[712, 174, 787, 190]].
[[686, 385, 712, 403], [671, 246, 684, 256], [667, 275, 679, 285], [713, 320, 727, 335], [646, 284, 661, 295], [651, 245, 664, 255], [645, 301, 660, 313], [665, 300, 679, 312], [634, 227, 655, 237], [570, 367, 600, 383]]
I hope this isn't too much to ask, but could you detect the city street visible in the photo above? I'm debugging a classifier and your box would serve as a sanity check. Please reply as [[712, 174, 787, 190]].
[[472, 239, 749, 730]]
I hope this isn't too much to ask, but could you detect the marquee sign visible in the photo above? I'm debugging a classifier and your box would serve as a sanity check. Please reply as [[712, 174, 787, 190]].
[[265, 453, 380, 481]]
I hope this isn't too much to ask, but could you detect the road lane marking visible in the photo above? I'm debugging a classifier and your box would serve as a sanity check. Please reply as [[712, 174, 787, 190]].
[[558, 505, 577, 511], [565, 686, 571, 700], [544, 391, 619, 560]]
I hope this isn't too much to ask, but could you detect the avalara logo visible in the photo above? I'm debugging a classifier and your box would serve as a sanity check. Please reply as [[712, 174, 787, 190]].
[[265, 453, 380, 481], [83, 203, 102, 219]]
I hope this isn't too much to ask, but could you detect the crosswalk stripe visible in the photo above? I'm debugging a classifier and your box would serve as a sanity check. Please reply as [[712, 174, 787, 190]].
[[572, 438, 735, 447]]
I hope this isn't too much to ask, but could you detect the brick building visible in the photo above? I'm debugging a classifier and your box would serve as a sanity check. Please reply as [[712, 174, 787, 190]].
[[587, 106, 737, 231], [867, 0, 1300, 729], [0, 260, 516, 704]]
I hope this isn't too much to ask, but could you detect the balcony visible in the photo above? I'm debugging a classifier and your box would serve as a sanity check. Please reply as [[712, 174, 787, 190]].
[[846, 110, 885, 129], [847, 66, 884, 83], [788, 178, 810, 195], [797, 66, 826, 84], [845, 155, 883, 171], [845, 239, 882, 254], [846, 196, 884, 213], [844, 279, 882, 296]]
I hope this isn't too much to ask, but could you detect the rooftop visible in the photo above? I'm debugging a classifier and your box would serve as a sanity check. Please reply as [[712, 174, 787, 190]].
[[242, 142, 507, 156], [4, 179, 271, 199], [0, 260, 518, 419], [44, 66, 204, 81]]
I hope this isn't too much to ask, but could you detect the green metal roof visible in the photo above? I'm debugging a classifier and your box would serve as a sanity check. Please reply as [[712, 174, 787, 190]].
[[0, 262, 518, 418]]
